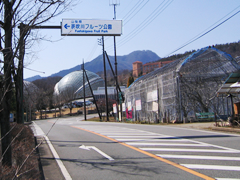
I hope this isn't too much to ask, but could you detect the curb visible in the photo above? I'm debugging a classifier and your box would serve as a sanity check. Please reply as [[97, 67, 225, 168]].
[[34, 137, 45, 180], [209, 127, 240, 134]]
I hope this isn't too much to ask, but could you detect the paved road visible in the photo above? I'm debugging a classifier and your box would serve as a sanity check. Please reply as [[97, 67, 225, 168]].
[[32, 115, 240, 180]]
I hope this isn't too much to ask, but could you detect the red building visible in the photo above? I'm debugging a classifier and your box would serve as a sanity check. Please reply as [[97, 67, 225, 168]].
[[132, 60, 174, 77], [132, 61, 143, 77]]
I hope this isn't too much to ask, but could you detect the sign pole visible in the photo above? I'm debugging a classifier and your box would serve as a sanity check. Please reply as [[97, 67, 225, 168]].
[[102, 36, 109, 121], [82, 60, 87, 120]]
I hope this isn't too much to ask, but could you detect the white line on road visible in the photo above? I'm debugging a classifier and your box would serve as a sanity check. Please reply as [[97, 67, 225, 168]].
[[116, 138, 188, 142], [31, 122, 45, 136], [126, 142, 209, 146], [103, 133, 156, 135], [44, 135, 72, 180], [140, 147, 239, 153], [108, 135, 169, 138], [157, 154, 240, 161], [32, 122, 72, 180], [181, 164, 240, 171], [215, 178, 240, 180]]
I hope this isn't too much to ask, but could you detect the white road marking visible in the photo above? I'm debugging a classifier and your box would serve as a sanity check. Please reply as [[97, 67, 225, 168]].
[[181, 164, 240, 171], [140, 148, 239, 153], [126, 142, 209, 146], [157, 154, 240, 161], [44, 135, 72, 180], [116, 138, 188, 142], [32, 122, 72, 180], [215, 178, 240, 180], [102, 133, 155, 135], [108, 135, 168, 138], [77, 124, 240, 179], [31, 121, 45, 136], [79, 145, 114, 161]]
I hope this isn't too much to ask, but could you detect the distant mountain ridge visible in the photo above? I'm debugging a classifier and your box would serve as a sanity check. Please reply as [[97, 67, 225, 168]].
[[25, 75, 42, 82], [25, 50, 160, 81]]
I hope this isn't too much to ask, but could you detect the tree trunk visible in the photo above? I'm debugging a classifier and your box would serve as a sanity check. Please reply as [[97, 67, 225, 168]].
[[1, 1, 13, 167], [15, 23, 26, 124]]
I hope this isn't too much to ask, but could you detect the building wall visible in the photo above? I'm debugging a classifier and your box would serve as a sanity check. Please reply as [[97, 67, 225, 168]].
[[133, 60, 174, 77], [132, 61, 142, 77], [142, 61, 174, 75]]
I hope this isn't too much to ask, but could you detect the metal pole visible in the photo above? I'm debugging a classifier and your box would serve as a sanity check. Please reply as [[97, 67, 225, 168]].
[[102, 36, 109, 121], [114, 35, 120, 121], [111, 2, 121, 121], [82, 61, 87, 120], [105, 51, 125, 121], [230, 94, 234, 118], [104, 51, 122, 93], [84, 69, 102, 121]]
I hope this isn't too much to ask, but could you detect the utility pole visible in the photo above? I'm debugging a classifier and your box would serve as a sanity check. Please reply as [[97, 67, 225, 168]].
[[99, 37, 109, 121], [110, 0, 121, 121], [82, 60, 87, 120]]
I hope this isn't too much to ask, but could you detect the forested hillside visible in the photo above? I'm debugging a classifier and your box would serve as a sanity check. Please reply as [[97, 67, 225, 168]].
[[214, 42, 240, 58], [158, 41, 240, 63]]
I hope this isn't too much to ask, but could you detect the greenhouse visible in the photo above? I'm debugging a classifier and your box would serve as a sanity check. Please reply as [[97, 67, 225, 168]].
[[124, 47, 240, 123], [54, 70, 104, 98]]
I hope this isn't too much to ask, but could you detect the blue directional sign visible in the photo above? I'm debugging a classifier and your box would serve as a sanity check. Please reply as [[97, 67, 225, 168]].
[[61, 19, 122, 36], [64, 24, 70, 29]]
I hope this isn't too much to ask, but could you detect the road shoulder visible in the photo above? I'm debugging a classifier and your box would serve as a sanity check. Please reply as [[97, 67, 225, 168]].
[[36, 136, 65, 180]]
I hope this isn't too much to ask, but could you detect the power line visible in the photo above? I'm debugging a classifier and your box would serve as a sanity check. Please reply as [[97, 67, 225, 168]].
[[114, 0, 174, 49], [86, 40, 99, 62], [123, 0, 149, 26], [117, 1, 134, 17], [105, 0, 172, 52], [166, 5, 240, 57], [24, 66, 45, 74], [122, 0, 143, 20]]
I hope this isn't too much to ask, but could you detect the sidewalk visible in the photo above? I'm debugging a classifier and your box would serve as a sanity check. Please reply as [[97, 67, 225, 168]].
[[171, 122, 240, 134]]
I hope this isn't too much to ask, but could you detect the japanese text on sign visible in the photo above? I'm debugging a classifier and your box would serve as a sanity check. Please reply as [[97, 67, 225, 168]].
[[61, 19, 122, 36]]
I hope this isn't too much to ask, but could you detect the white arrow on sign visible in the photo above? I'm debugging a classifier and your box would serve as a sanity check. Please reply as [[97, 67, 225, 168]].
[[79, 145, 114, 161]]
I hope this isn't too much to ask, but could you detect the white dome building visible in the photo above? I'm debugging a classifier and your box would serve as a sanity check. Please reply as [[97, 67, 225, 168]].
[[54, 70, 104, 98]]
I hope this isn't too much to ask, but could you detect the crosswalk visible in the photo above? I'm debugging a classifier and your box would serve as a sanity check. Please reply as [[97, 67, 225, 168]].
[[77, 125, 240, 180]]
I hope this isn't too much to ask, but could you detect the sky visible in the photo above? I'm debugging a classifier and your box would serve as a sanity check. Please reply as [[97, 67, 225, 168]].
[[23, 0, 240, 79]]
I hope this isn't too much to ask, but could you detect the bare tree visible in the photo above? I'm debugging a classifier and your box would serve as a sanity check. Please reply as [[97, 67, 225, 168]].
[[23, 81, 39, 121], [179, 76, 223, 121], [52, 93, 64, 117], [96, 98, 116, 120], [35, 88, 49, 119], [61, 87, 78, 116], [0, 0, 76, 167]]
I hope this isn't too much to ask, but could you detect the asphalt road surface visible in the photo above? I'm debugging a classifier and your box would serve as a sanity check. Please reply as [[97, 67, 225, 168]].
[[32, 115, 240, 180]]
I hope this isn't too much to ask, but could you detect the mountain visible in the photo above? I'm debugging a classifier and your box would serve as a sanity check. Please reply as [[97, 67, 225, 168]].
[[25, 75, 42, 82], [25, 50, 159, 81], [49, 50, 160, 77]]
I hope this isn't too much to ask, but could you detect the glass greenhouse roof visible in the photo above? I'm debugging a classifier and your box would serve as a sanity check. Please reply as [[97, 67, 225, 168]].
[[54, 70, 104, 98]]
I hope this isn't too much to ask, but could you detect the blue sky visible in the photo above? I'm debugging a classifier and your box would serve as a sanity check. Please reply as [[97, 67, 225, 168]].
[[24, 0, 240, 79]]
